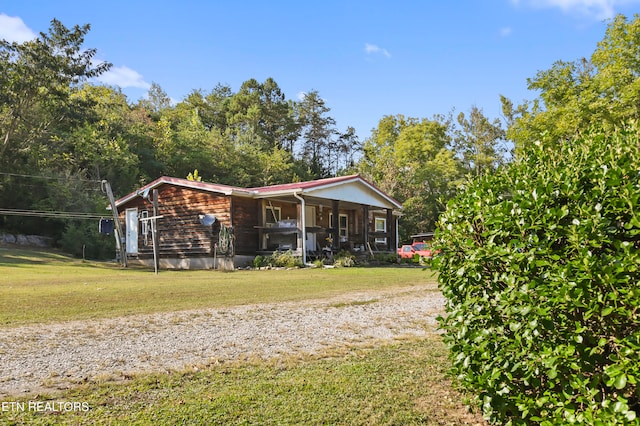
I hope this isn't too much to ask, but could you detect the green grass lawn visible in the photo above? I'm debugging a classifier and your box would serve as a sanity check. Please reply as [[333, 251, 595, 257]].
[[2, 338, 485, 425], [0, 247, 437, 327], [0, 247, 486, 425]]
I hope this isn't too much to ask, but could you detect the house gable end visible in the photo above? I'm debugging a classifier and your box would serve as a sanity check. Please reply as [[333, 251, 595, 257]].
[[114, 176, 251, 209], [251, 175, 401, 210], [303, 181, 399, 210]]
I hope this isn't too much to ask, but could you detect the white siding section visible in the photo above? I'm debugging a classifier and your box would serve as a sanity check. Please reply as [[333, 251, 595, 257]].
[[305, 182, 396, 209]]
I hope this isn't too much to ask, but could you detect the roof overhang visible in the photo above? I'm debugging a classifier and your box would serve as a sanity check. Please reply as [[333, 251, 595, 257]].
[[113, 176, 252, 208], [112, 174, 402, 211], [252, 175, 402, 210]]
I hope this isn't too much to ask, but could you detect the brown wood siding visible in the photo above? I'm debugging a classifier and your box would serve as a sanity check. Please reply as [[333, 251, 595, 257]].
[[119, 185, 232, 259], [279, 202, 298, 221], [156, 185, 230, 257], [116, 180, 399, 262], [231, 196, 260, 255]]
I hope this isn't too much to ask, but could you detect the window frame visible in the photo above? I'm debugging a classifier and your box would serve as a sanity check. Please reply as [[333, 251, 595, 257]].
[[329, 212, 349, 239], [374, 217, 387, 244], [265, 205, 281, 225]]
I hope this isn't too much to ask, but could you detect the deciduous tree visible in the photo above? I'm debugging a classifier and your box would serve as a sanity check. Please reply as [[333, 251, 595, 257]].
[[505, 14, 640, 152], [358, 115, 462, 239], [0, 19, 111, 163]]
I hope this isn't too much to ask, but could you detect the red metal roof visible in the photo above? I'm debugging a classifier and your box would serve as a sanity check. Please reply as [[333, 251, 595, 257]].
[[114, 176, 250, 206], [250, 174, 361, 193], [114, 174, 401, 209]]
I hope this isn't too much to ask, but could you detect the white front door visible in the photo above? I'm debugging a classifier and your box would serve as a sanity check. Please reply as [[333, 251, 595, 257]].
[[305, 206, 316, 252], [125, 208, 138, 254]]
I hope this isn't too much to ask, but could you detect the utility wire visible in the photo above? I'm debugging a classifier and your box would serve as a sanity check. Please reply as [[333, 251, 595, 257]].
[[0, 209, 106, 220], [0, 172, 103, 183]]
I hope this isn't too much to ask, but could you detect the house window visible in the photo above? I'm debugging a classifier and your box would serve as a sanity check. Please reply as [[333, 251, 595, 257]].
[[140, 210, 149, 245], [375, 217, 387, 244], [339, 214, 348, 239], [265, 205, 281, 225], [329, 213, 349, 239]]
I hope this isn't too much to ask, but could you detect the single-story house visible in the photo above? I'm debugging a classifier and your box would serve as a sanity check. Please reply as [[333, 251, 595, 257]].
[[112, 174, 402, 269]]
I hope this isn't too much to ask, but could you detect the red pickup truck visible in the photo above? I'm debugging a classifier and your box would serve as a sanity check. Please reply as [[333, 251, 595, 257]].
[[397, 242, 434, 259]]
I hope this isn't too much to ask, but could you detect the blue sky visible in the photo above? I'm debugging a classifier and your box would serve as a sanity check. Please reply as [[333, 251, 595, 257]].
[[2, 1, 640, 139]]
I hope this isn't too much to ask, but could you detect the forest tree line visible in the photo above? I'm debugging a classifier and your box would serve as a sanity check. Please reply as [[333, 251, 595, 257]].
[[1, 15, 639, 258]]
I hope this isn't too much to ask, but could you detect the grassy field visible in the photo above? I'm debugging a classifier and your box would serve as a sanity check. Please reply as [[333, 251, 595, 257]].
[[2, 338, 485, 425], [0, 247, 437, 327], [0, 247, 486, 425]]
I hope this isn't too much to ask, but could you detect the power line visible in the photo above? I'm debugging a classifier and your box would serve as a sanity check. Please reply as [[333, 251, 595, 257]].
[[0, 209, 106, 220], [0, 172, 102, 183], [0, 182, 102, 191]]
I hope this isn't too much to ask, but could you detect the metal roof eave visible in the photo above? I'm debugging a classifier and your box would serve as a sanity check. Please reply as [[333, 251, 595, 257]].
[[112, 177, 254, 208], [253, 188, 402, 211], [111, 175, 402, 211]]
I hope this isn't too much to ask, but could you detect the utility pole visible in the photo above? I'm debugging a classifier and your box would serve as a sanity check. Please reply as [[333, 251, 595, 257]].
[[138, 188, 162, 274], [102, 180, 127, 267], [152, 189, 160, 273]]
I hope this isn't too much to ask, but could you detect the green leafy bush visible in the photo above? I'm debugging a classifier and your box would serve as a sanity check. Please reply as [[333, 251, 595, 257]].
[[252, 255, 264, 268], [333, 250, 356, 267], [60, 221, 115, 260], [371, 253, 399, 264], [434, 126, 640, 424], [264, 250, 302, 268], [311, 258, 325, 268]]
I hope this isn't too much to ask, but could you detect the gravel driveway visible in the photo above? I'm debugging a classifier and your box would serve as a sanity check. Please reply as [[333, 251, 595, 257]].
[[0, 284, 444, 397]]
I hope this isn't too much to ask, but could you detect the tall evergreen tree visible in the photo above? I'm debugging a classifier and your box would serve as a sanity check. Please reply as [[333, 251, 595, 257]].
[[296, 90, 336, 178]]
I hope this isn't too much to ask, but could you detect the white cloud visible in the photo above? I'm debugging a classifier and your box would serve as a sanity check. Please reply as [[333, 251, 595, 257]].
[[95, 65, 151, 90], [500, 26, 513, 36], [513, 0, 640, 20], [0, 14, 36, 43], [0, 14, 151, 93], [364, 43, 391, 59]]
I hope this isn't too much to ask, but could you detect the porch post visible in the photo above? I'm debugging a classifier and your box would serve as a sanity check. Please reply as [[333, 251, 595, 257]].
[[363, 206, 369, 249], [386, 208, 395, 251], [331, 200, 339, 250], [293, 192, 306, 264]]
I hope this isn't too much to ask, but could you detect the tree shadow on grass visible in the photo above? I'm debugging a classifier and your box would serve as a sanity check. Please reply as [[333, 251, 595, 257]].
[[0, 247, 115, 269]]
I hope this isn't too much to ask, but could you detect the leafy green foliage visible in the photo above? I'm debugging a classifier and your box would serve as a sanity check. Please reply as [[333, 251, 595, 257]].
[[256, 250, 303, 268], [296, 90, 338, 178], [333, 250, 356, 267], [358, 114, 464, 240], [59, 221, 115, 260], [435, 125, 640, 424], [186, 169, 202, 181], [252, 255, 265, 268], [0, 18, 110, 163], [370, 252, 400, 264], [505, 14, 640, 155], [454, 105, 507, 176]]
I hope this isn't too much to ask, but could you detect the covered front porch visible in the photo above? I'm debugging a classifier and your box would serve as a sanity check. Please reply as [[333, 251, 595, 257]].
[[251, 176, 402, 264]]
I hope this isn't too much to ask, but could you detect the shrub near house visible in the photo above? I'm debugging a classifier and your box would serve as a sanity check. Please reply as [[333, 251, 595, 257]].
[[435, 126, 640, 425]]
